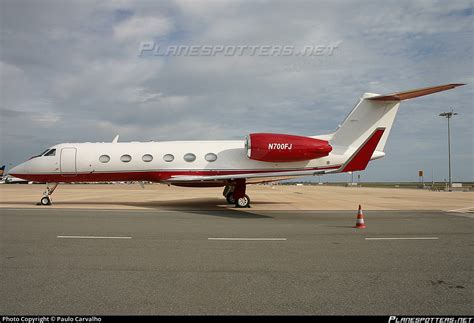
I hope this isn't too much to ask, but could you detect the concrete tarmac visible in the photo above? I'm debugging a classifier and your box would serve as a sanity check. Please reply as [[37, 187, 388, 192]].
[[1, 184, 473, 211], [0, 207, 472, 315]]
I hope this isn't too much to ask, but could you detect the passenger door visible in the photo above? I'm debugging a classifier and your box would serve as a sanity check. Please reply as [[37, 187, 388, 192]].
[[60, 147, 77, 176]]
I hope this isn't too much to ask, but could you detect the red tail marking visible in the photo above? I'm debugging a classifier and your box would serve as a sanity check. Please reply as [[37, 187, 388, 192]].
[[342, 128, 385, 172]]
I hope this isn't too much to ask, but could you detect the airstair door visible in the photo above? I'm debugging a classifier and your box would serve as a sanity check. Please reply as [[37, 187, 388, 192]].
[[60, 148, 77, 175]]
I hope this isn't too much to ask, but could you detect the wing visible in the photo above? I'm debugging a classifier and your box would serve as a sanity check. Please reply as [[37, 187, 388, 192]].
[[165, 167, 340, 186]]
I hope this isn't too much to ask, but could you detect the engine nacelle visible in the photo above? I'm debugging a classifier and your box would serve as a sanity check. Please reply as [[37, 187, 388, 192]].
[[245, 133, 332, 162]]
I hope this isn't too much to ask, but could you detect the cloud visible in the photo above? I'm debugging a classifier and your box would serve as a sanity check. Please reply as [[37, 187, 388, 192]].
[[114, 15, 173, 41], [31, 113, 61, 125]]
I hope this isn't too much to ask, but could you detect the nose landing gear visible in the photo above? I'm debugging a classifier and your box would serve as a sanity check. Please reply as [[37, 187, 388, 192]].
[[40, 196, 51, 206], [37, 183, 58, 206]]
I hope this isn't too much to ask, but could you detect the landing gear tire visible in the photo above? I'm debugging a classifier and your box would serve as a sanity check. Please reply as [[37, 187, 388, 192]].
[[37, 183, 58, 206], [226, 192, 235, 204], [235, 194, 250, 208], [40, 196, 51, 206]]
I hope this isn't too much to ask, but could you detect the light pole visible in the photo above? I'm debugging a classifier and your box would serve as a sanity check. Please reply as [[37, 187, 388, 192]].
[[439, 109, 457, 190]]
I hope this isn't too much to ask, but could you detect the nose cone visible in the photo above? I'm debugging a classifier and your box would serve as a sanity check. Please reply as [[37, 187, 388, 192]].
[[8, 162, 28, 178]]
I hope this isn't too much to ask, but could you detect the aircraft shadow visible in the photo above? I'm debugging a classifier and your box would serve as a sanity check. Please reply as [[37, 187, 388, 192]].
[[0, 198, 279, 219]]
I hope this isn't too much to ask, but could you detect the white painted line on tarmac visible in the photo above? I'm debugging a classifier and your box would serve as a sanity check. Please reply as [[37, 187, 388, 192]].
[[208, 238, 287, 241], [365, 237, 438, 241], [57, 235, 132, 239]]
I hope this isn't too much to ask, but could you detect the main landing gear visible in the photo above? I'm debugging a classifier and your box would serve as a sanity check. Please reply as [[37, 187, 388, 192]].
[[37, 183, 58, 206], [235, 194, 251, 208], [223, 179, 251, 208]]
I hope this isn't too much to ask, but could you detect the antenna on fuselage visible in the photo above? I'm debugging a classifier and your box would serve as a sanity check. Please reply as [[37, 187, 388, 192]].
[[112, 135, 119, 143]]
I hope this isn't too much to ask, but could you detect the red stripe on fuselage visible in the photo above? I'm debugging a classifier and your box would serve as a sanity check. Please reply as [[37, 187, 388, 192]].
[[10, 166, 340, 183]]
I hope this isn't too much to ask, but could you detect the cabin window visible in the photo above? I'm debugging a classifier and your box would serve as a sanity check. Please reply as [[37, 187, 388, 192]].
[[184, 153, 196, 162], [99, 155, 110, 163], [163, 154, 174, 162], [120, 154, 132, 163], [205, 153, 217, 162], [142, 154, 153, 162], [44, 149, 56, 156]]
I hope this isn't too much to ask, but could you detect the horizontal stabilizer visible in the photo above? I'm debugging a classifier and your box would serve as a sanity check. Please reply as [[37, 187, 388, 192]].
[[367, 83, 465, 101]]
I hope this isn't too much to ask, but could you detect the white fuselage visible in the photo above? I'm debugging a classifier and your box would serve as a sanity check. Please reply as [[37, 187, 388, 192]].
[[10, 139, 355, 184]]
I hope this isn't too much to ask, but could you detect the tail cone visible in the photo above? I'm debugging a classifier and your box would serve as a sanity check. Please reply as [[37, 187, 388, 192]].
[[355, 204, 366, 229]]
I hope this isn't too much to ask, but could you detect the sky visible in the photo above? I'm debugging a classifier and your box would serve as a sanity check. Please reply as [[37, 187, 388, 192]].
[[0, 0, 473, 182]]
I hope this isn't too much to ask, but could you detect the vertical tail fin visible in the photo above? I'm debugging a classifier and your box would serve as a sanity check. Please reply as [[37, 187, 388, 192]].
[[330, 96, 399, 151]]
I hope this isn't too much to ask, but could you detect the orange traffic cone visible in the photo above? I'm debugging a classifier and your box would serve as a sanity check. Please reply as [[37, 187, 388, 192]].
[[355, 204, 366, 229]]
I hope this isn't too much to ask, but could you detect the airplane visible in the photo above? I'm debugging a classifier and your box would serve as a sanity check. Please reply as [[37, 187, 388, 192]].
[[8, 83, 465, 207], [2, 175, 30, 184], [1, 165, 30, 184], [0, 165, 4, 183]]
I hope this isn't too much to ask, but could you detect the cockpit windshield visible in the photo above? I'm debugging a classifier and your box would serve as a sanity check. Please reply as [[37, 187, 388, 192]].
[[44, 149, 56, 156], [29, 149, 51, 159]]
